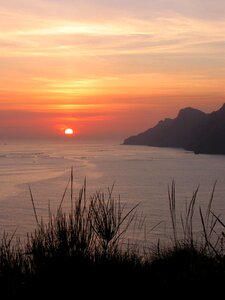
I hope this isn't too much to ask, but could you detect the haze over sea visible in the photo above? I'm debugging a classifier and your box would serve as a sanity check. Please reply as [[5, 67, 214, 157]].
[[1, 139, 225, 245]]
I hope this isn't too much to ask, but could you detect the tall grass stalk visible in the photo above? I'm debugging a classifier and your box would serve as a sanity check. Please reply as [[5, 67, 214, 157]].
[[26, 168, 139, 267], [180, 185, 199, 248], [198, 181, 225, 257], [168, 181, 220, 253], [90, 186, 139, 255], [1, 173, 225, 296], [168, 180, 177, 247]]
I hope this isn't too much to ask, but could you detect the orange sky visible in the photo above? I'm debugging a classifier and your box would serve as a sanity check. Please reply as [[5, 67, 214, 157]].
[[1, 0, 225, 140]]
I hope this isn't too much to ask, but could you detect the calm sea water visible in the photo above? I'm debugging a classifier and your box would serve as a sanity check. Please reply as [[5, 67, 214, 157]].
[[1, 139, 225, 246]]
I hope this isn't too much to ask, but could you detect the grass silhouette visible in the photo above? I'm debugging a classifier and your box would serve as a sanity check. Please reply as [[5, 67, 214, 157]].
[[0, 171, 225, 297]]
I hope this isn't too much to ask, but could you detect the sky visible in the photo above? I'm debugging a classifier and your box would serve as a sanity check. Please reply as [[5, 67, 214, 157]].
[[1, 0, 225, 140]]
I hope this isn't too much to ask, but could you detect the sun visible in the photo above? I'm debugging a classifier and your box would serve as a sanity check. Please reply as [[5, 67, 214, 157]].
[[64, 128, 74, 135]]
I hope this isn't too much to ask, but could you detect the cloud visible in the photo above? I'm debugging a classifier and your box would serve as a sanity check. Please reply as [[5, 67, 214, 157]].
[[1, 10, 225, 60], [2, 0, 225, 22], [0, 0, 225, 139]]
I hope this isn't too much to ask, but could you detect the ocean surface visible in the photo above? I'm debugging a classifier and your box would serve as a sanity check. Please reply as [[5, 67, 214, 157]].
[[1, 139, 225, 246]]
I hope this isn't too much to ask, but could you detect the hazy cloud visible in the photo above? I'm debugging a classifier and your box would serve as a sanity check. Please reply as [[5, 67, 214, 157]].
[[0, 0, 225, 139]]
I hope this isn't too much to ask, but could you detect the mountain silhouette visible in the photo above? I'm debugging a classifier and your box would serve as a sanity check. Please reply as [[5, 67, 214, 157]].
[[123, 104, 225, 155]]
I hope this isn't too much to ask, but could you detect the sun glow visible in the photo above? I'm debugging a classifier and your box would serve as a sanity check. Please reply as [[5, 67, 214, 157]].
[[64, 128, 74, 135]]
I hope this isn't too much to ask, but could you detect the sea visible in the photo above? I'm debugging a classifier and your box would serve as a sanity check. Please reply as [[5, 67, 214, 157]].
[[1, 139, 225, 247]]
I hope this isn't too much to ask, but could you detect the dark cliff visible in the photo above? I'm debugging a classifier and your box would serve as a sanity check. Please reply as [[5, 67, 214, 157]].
[[123, 104, 225, 155]]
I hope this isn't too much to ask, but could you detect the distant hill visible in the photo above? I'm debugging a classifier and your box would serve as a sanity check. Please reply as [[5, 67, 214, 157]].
[[123, 104, 225, 155]]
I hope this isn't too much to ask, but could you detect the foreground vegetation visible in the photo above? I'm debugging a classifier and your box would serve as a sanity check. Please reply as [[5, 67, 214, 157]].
[[1, 174, 225, 297]]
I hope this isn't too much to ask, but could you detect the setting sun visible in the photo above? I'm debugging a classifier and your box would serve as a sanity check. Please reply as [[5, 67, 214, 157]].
[[1, 0, 225, 142], [64, 128, 74, 135]]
